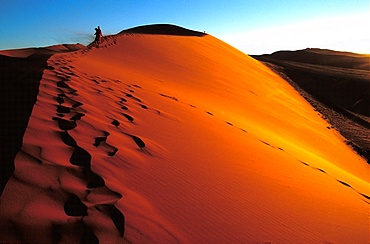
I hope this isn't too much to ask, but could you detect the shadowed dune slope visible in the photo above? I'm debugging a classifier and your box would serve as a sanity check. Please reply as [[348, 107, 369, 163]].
[[257, 48, 370, 70], [0, 53, 49, 195], [0, 44, 85, 195], [120, 23, 206, 36], [0, 26, 369, 243]]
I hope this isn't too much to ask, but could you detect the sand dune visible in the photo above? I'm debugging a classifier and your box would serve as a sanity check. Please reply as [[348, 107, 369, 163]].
[[257, 48, 370, 70], [0, 25, 369, 243], [0, 44, 84, 58]]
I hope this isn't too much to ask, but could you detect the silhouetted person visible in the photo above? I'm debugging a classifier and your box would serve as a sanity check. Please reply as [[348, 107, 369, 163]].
[[94, 26, 103, 47]]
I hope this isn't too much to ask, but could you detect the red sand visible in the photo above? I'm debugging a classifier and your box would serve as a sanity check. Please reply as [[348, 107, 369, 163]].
[[0, 30, 369, 243]]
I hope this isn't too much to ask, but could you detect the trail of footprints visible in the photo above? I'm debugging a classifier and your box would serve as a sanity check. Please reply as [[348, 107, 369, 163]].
[[254, 133, 369, 203], [159, 92, 370, 204], [45, 53, 368, 241], [46, 57, 152, 242]]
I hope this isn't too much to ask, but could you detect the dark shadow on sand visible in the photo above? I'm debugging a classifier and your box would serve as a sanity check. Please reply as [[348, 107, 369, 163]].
[[120, 24, 207, 37], [0, 45, 84, 196], [0, 52, 51, 195]]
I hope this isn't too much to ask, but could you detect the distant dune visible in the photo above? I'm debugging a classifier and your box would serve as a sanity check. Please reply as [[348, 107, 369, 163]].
[[0, 25, 369, 243], [257, 48, 370, 70], [0, 44, 85, 58]]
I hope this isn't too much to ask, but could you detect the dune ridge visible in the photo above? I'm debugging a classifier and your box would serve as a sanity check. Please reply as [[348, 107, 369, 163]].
[[0, 50, 126, 243], [257, 48, 370, 70], [120, 23, 206, 36], [1, 25, 369, 243]]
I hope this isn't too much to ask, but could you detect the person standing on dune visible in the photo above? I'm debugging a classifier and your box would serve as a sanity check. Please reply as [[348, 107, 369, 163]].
[[94, 26, 103, 47]]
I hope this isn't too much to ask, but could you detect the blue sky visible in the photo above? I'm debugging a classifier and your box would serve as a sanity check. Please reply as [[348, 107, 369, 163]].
[[0, 0, 369, 54]]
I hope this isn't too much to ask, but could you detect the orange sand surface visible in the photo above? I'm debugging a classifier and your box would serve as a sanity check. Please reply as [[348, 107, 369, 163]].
[[1, 31, 369, 243]]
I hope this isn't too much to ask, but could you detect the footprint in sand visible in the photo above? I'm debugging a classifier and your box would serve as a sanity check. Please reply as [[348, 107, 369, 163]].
[[299, 160, 310, 166], [337, 180, 351, 187], [57, 105, 71, 114], [60, 131, 77, 147], [70, 113, 85, 121], [111, 119, 120, 127], [57, 87, 78, 96], [72, 101, 83, 108], [361, 194, 370, 201], [56, 73, 71, 81], [53, 117, 77, 131], [314, 168, 326, 174], [107, 148, 119, 156], [259, 140, 271, 146], [104, 204, 125, 236], [70, 146, 91, 167], [93, 136, 107, 147], [122, 113, 134, 122], [84, 167, 106, 189], [64, 194, 88, 216], [88, 204, 125, 237], [93, 133, 119, 157], [57, 81, 71, 89], [56, 94, 65, 104], [132, 136, 145, 149], [159, 93, 178, 101], [125, 93, 142, 103]]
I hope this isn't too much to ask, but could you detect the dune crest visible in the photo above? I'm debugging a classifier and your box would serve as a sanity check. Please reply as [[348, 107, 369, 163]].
[[120, 23, 206, 36], [1, 26, 369, 243]]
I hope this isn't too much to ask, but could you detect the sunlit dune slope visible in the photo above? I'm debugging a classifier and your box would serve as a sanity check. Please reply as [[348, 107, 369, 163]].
[[1, 25, 368, 243]]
